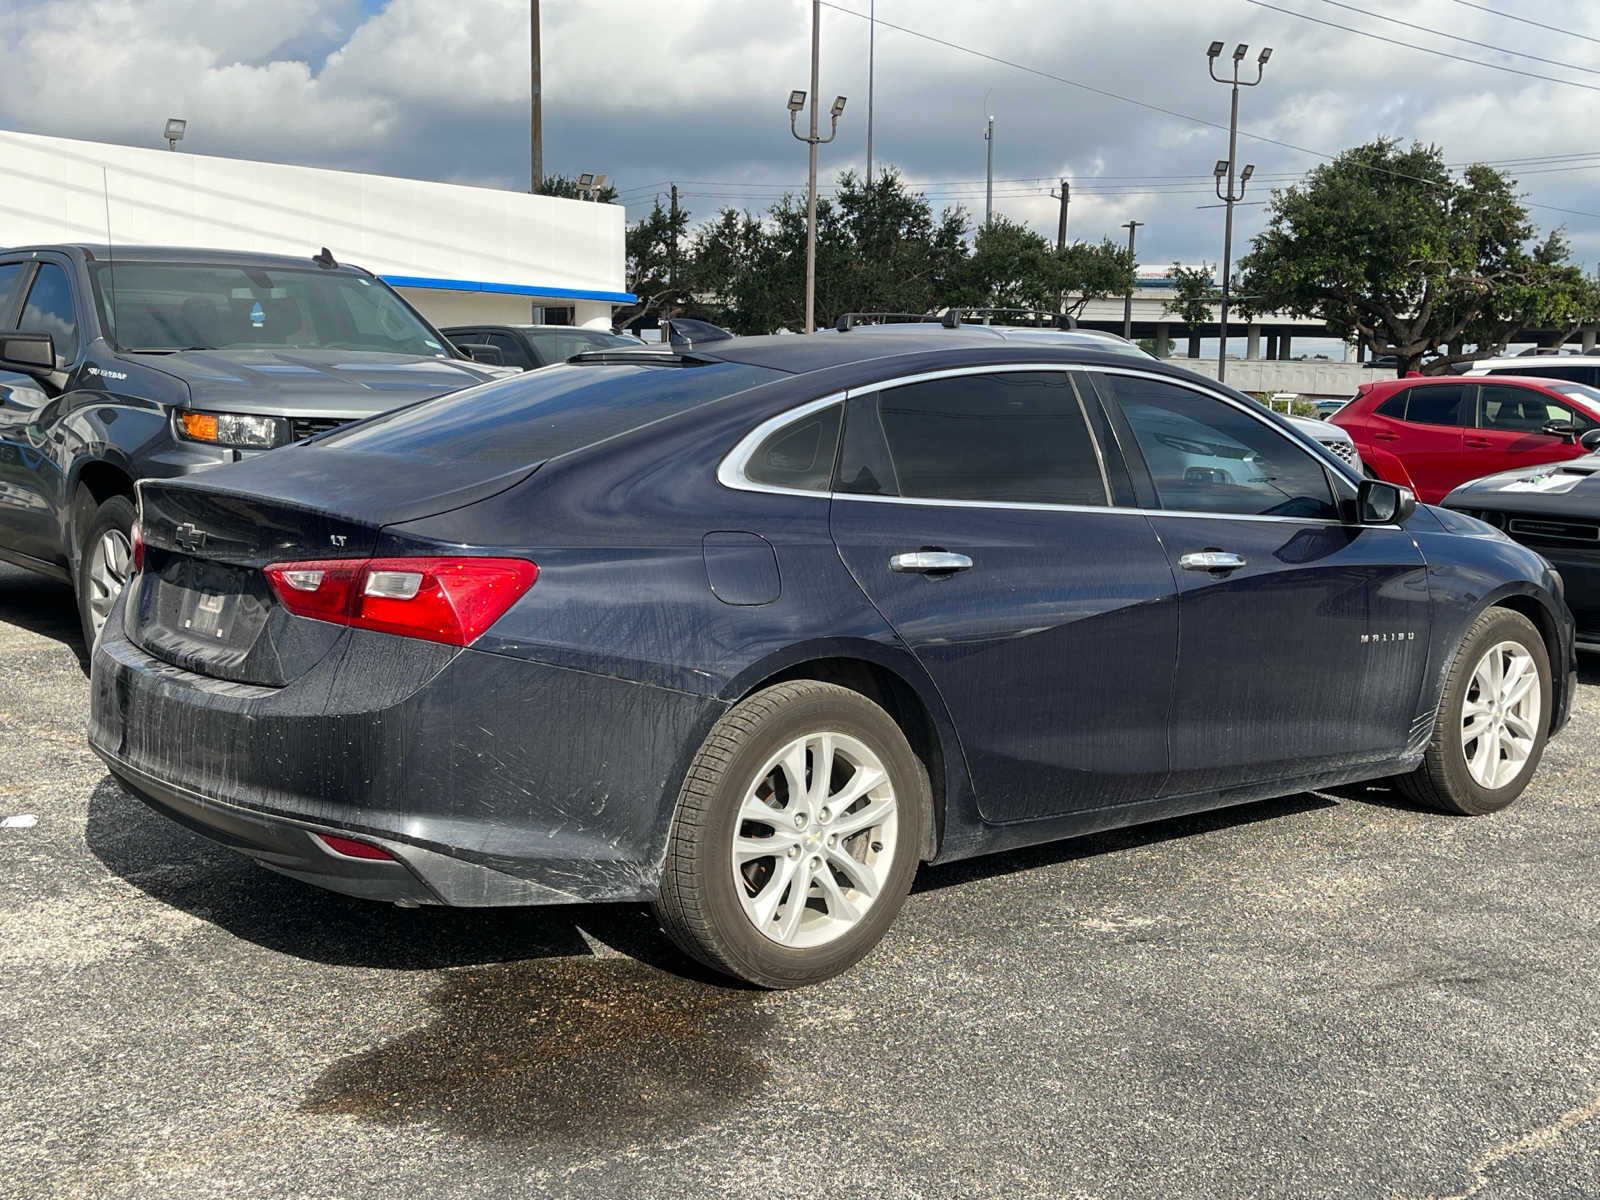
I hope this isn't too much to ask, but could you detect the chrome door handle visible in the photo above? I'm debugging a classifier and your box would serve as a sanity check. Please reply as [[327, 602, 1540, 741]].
[[889, 551, 973, 574], [1178, 551, 1246, 571]]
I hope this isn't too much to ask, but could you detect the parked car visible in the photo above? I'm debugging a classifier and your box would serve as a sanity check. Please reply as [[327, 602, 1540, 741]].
[[0, 244, 508, 645], [1464, 354, 1600, 389], [89, 326, 1574, 988], [1443, 456, 1600, 646], [1330, 374, 1600, 503], [440, 323, 638, 370]]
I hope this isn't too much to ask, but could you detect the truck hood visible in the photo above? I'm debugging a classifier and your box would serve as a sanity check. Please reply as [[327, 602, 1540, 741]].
[[124, 348, 503, 417]]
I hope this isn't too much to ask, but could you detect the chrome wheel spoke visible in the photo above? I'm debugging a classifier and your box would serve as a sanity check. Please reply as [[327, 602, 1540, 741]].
[[772, 857, 814, 943], [825, 845, 879, 900], [828, 794, 893, 839], [733, 833, 792, 861], [1460, 640, 1541, 790], [748, 853, 799, 930], [813, 864, 861, 924]]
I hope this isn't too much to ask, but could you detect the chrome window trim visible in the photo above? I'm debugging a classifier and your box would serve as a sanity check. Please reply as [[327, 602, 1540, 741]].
[[717, 361, 1376, 525]]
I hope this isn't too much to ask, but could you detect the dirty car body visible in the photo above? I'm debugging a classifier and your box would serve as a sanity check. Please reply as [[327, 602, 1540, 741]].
[[89, 330, 1576, 915]]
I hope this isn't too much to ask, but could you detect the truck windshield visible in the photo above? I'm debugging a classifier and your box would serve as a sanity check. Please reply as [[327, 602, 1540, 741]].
[[89, 262, 450, 357]]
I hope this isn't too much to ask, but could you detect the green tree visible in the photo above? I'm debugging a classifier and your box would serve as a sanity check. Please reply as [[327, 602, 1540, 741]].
[[1238, 139, 1599, 375], [1162, 262, 1217, 326], [614, 197, 691, 329], [1046, 238, 1137, 322]]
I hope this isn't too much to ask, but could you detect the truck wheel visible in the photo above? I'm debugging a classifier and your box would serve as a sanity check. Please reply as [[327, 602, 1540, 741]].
[[1395, 608, 1551, 815], [654, 681, 925, 989], [75, 494, 136, 648]]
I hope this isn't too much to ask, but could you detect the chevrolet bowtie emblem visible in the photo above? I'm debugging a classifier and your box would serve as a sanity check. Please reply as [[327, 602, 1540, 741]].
[[173, 522, 207, 552]]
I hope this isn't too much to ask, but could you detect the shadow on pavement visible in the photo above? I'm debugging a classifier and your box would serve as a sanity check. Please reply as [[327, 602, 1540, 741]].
[[0, 563, 85, 670], [82, 773, 715, 980]]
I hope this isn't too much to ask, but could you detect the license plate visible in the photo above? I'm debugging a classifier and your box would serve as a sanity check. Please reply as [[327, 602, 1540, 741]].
[[181, 590, 236, 640]]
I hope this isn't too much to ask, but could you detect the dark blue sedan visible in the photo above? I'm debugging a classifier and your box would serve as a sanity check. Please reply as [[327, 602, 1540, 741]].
[[88, 326, 1575, 987]]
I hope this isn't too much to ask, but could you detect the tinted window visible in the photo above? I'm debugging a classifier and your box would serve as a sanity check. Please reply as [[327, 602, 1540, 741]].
[[0, 263, 25, 324], [18, 263, 79, 362], [317, 359, 782, 468], [1489, 364, 1600, 387], [1404, 384, 1467, 426], [1479, 384, 1584, 433], [484, 332, 533, 369], [843, 372, 1107, 506], [1101, 373, 1338, 520], [1375, 391, 1407, 420], [745, 404, 842, 491], [525, 329, 636, 362]]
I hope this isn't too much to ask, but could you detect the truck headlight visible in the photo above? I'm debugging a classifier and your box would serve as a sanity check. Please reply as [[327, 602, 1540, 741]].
[[175, 410, 289, 450]]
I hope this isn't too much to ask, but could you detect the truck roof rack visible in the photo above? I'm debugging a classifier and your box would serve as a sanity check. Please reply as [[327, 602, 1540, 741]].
[[834, 310, 962, 331]]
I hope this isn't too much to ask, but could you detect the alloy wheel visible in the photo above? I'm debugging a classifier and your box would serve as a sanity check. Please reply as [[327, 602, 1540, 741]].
[[730, 731, 899, 949], [1460, 639, 1541, 790], [86, 528, 132, 638]]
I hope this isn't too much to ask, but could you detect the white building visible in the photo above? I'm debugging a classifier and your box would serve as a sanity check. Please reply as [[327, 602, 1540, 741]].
[[0, 130, 633, 330]]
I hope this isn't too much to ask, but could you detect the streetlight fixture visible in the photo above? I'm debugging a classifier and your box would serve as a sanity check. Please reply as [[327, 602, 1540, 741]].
[[788, 0, 845, 334], [163, 117, 186, 152], [1206, 39, 1270, 382]]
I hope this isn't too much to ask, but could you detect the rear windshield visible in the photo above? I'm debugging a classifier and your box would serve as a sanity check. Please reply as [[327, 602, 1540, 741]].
[[313, 359, 784, 467], [524, 328, 637, 359]]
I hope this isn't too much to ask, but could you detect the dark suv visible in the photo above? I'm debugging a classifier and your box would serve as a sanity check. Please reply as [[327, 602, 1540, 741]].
[[0, 245, 504, 644]]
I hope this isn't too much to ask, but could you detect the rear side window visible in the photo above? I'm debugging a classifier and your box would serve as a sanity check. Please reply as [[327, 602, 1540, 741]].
[[18, 263, 79, 362], [745, 403, 842, 491], [1405, 384, 1467, 425], [1375, 391, 1408, 419], [838, 371, 1109, 506], [316, 359, 783, 468]]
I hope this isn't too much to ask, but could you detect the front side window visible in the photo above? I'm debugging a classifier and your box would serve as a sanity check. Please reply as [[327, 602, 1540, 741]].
[[1479, 385, 1589, 433], [836, 371, 1109, 506], [0, 263, 25, 325], [1100, 373, 1339, 520], [18, 263, 79, 363], [90, 262, 448, 357]]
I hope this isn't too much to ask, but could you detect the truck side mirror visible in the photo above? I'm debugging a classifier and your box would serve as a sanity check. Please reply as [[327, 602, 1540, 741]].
[[456, 342, 504, 366], [0, 332, 56, 377]]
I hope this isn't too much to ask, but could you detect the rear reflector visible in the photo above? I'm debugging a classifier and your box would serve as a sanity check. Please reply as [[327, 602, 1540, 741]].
[[263, 556, 537, 646], [130, 521, 145, 574], [314, 833, 396, 861]]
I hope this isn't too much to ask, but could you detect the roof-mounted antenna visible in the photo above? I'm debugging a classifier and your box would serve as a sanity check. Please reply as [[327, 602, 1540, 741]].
[[666, 318, 734, 348], [312, 246, 338, 269]]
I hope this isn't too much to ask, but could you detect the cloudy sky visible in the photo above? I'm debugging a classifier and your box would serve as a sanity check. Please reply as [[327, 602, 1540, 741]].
[[5, 0, 1600, 275]]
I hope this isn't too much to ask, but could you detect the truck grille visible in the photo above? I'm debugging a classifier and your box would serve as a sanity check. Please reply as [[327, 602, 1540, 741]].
[[1316, 437, 1358, 467], [289, 416, 352, 442], [1507, 516, 1600, 544]]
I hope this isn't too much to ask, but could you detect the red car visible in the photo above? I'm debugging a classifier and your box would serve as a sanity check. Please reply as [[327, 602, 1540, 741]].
[[1331, 374, 1600, 503]]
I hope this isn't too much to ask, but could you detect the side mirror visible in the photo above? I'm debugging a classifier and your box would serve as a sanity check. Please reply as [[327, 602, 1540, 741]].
[[0, 332, 56, 377], [456, 342, 504, 366], [1581, 429, 1600, 453], [1357, 477, 1417, 525], [1542, 419, 1579, 444]]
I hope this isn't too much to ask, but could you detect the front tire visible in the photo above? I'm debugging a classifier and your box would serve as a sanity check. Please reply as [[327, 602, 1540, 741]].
[[1396, 608, 1551, 815], [75, 494, 136, 650], [655, 681, 926, 988]]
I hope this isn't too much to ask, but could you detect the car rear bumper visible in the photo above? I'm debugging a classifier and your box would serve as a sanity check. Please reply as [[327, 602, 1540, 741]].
[[89, 593, 723, 907]]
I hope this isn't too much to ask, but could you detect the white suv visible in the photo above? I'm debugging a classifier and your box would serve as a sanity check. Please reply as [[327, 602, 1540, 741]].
[[1464, 354, 1600, 389]]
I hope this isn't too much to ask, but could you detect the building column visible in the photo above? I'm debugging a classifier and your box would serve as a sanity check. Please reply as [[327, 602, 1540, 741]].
[[1154, 323, 1171, 359], [1246, 323, 1261, 361], [1265, 332, 1277, 361], [1278, 332, 1292, 361], [573, 299, 614, 330]]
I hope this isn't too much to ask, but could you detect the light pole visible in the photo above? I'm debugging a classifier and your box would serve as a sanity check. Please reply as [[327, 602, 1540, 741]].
[[866, 0, 875, 186], [983, 115, 995, 226], [788, 0, 846, 334], [530, 0, 542, 192], [1121, 220, 1143, 340], [1207, 40, 1270, 382]]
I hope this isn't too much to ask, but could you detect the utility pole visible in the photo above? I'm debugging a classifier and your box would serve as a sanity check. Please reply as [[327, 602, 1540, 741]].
[[1206, 41, 1270, 382], [787, 2, 845, 333], [1051, 178, 1070, 251], [1121, 220, 1143, 341], [669, 183, 679, 296], [530, 0, 542, 192], [983, 115, 994, 226], [866, 0, 875, 187]]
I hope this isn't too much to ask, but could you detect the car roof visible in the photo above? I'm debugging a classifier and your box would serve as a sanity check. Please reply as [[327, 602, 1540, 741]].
[[441, 324, 630, 334], [660, 327, 1148, 375], [1369, 373, 1566, 389], [1467, 355, 1600, 370], [3, 243, 371, 274]]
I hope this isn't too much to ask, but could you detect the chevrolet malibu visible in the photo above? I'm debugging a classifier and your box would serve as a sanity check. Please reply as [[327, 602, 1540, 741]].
[[89, 326, 1575, 988]]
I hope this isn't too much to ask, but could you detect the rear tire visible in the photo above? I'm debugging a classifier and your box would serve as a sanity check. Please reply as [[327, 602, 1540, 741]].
[[1395, 608, 1551, 815], [74, 494, 136, 650], [654, 681, 925, 989]]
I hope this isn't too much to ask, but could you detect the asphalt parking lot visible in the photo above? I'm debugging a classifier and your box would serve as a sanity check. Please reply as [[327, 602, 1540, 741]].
[[2, 560, 1599, 1199]]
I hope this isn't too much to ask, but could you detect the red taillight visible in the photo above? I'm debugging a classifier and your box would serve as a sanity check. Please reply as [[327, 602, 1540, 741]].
[[314, 832, 396, 861], [130, 521, 145, 573], [263, 556, 537, 647]]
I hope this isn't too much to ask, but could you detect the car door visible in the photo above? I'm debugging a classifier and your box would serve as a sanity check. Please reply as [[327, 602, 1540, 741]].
[[0, 260, 80, 562], [1468, 382, 1591, 478], [1092, 369, 1432, 797], [827, 366, 1179, 823], [1371, 383, 1468, 503]]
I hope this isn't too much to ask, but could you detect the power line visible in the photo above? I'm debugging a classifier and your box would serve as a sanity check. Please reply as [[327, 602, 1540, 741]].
[[1448, 0, 1600, 47], [1306, 0, 1600, 76], [1240, 0, 1600, 93]]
